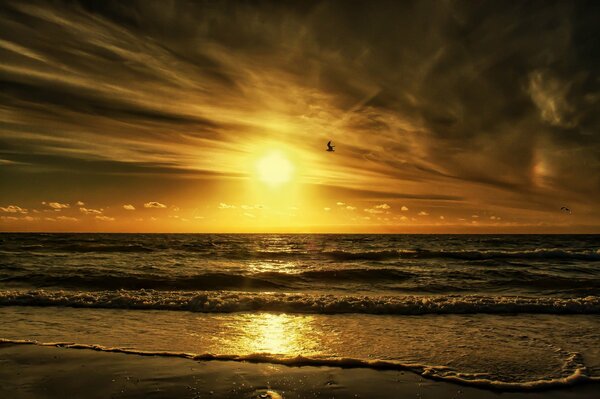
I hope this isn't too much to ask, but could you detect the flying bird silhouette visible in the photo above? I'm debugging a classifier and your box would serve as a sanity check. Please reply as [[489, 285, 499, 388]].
[[326, 141, 335, 152], [560, 206, 572, 214]]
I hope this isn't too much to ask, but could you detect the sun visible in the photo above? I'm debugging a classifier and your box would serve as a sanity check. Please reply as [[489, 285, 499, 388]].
[[256, 151, 294, 186]]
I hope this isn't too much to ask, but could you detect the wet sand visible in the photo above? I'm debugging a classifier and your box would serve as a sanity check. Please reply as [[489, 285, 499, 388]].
[[1, 343, 598, 399]]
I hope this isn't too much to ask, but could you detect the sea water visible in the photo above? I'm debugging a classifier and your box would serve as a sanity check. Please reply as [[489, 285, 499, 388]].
[[1, 233, 599, 390]]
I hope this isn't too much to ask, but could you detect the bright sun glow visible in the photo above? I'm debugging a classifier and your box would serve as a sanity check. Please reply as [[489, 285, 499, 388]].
[[256, 152, 294, 185]]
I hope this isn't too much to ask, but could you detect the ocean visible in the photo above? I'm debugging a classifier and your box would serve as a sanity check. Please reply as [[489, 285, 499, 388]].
[[1, 233, 599, 390]]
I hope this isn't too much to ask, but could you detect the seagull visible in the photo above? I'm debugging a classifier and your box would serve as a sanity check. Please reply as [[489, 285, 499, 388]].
[[326, 141, 335, 152], [560, 206, 572, 214]]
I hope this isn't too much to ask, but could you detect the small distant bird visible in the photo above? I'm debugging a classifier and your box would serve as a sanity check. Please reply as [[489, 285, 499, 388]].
[[560, 206, 572, 214], [326, 141, 335, 152]]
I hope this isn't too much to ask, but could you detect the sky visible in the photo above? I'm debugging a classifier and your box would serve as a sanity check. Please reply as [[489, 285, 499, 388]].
[[0, 0, 598, 233]]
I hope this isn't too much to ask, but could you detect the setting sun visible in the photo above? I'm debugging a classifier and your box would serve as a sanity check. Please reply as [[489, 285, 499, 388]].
[[256, 152, 294, 186]]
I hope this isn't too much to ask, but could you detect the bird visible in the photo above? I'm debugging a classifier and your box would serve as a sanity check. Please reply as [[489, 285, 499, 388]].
[[560, 206, 572, 214], [326, 141, 335, 152]]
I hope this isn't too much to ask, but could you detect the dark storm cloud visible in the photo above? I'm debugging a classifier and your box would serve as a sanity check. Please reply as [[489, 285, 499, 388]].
[[0, 0, 598, 225]]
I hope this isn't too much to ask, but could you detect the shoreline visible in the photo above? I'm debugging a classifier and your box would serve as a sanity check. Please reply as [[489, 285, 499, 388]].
[[1, 341, 599, 398]]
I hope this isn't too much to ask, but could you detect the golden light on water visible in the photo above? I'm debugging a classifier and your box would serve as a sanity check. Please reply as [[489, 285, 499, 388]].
[[234, 313, 315, 355]]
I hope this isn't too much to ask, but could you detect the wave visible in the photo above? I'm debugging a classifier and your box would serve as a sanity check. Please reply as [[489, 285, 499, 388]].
[[1, 338, 597, 391], [1, 273, 287, 290], [285, 268, 413, 281], [2, 243, 157, 253], [324, 250, 404, 261], [5, 238, 598, 262], [0, 268, 413, 290], [1, 290, 598, 315], [324, 248, 600, 262], [421, 248, 600, 261]]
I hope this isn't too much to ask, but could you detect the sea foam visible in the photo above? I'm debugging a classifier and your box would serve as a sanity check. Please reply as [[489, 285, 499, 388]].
[[1, 338, 597, 391], [1, 289, 598, 315]]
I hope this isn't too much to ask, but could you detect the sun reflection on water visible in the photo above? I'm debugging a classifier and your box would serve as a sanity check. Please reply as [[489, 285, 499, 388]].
[[232, 313, 317, 356], [246, 260, 301, 274]]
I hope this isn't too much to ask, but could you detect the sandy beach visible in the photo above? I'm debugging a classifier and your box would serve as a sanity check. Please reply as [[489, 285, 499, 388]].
[[1, 342, 598, 399]]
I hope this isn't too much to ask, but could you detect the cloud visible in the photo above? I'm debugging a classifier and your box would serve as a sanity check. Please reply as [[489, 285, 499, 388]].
[[76, 201, 85, 206], [346, 206, 357, 211], [123, 204, 136, 210], [243, 212, 256, 218], [471, 215, 479, 218], [401, 206, 409, 211], [418, 211, 429, 216], [47, 202, 70, 209], [57, 216, 78, 222], [439, 216, 445, 220], [79, 207, 102, 215], [374, 204, 391, 209], [218, 202, 236, 209], [336, 202, 346, 206], [0, 205, 27, 214], [528, 70, 574, 128], [241, 205, 254, 210], [144, 201, 166, 208], [324, 207, 331, 211], [95, 215, 115, 221], [364, 203, 392, 214]]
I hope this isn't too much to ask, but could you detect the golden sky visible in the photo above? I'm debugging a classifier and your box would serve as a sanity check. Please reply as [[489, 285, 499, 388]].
[[0, 0, 598, 233]]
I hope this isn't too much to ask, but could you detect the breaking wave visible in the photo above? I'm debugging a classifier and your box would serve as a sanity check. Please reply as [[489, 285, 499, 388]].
[[1, 290, 598, 315], [1, 338, 597, 391]]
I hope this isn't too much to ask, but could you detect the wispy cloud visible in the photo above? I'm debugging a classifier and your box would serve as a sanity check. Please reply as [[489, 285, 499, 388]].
[[57, 216, 78, 222], [0, 205, 27, 214], [144, 202, 166, 208], [79, 207, 102, 215], [95, 215, 115, 221], [46, 202, 70, 209]]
